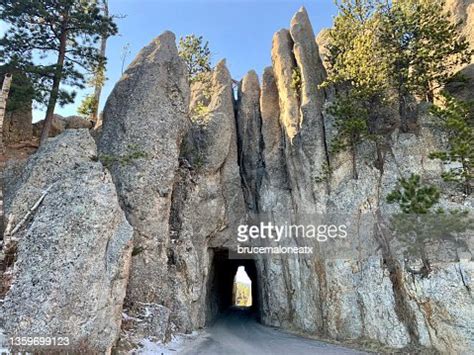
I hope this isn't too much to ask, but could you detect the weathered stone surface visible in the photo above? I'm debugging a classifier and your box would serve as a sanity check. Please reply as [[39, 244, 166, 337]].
[[3, 105, 32, 145], [166, 59, 246, 332], [236, 70, 263, 211], [271, 29, 300, 142], [98, 31, 190, 340], [255, 7, 473, 353], [0, 130, 132, 353], [260, 67, 282, 167], [445, 0, 474, 101], [32, 114, 66, 138], [32, 115, 93, 139], [315, 28, 331, 69], [63, 115, 94, 129]]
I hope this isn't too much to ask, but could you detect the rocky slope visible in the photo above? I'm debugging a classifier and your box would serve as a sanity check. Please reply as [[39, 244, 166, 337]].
[[0, 5, 472, 354]]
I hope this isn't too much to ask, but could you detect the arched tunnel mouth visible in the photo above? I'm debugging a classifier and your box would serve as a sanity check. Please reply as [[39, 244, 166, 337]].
[[206, 248, 261, 324]]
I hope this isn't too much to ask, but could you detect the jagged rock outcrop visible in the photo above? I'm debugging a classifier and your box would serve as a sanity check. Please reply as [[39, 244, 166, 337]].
[[271, 7, 329, 213], [98, 31, 192, 343], [0, 130, 133, 353], [236, 70, 264, 211], [168, 59, 246, 330], [257, 7, 331, 334], [256, 6, 473, 353]]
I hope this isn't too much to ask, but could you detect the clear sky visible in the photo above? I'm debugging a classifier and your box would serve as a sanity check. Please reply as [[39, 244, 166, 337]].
[[22, 0, 338, 121]]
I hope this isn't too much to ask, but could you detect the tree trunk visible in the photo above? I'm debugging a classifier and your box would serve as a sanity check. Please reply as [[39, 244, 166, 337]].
[[0, 73, 13, 155], [463, 161, 472, 196], [39, 14, 69, 145], [92, 0, 109, 125], [0, 73, 12, 237], [375, 140, 384, 173], [351, 138, 358, 180]]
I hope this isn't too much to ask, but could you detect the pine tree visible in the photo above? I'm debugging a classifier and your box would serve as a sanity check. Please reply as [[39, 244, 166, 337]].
[[0, 63, 36, 114], [323, 0, 388, 179], [387, 174, 471, 275], [429, 94, 474, 195], [178, 35, 212, 83], [0, 0, 118, 144], [325, 0, 389, 99], [328, 91, 371, 180], [386, 174, 441, 214], [380, 0, 472, 103]]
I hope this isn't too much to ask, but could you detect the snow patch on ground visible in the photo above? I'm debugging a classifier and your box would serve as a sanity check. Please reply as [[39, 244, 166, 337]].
[[135, 331, 200, 355], [0, 327, 9, 354]]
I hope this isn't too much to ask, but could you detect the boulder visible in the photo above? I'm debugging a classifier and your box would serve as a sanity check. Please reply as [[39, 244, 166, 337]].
[[62, 115, 94, 129], [444, 0, 474, 101], [0, 130, 133, 353], [32, 115, 93, 139]]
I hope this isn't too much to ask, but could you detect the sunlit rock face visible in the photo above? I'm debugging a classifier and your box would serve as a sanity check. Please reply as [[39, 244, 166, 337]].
[[98, 31, 195, 342], [444, 0, 474, 101], [255, 7, 473, 353]]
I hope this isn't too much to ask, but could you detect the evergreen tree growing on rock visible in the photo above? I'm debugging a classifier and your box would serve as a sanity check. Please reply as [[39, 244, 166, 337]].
[[325, 0, 389, 99], [429, 94, 474, 195], [380, 0, 472, 104], [323, 0, 473, 177], [0, 0, 118, 144], [328, 91, 372, 180], [387, 174, 471, 275], [323, 0, 388, 180], [178, 34, 212, 83]]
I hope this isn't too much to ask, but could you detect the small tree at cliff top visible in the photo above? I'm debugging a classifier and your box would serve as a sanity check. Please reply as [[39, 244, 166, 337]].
[[0, 0, 118, 145], [429, 94, 474, 196], [178, 35, 212, 83], [387, 174, 471, 276]]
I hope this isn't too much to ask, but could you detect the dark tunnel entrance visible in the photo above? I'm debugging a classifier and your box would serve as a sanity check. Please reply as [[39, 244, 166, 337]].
[[206, 248, 260, 323]]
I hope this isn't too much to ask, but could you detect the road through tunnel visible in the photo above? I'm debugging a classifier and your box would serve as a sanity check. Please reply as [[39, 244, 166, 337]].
[[206, 248, 261, 324]]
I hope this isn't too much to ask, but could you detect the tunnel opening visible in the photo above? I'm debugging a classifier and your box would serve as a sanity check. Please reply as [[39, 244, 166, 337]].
[[206, 248, 260, 324]]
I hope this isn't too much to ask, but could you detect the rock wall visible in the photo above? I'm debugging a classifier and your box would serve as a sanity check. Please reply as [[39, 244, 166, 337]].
[[252, 7, 474, 354], [445, 0, 474, 101], [0, 130, 133, 353]]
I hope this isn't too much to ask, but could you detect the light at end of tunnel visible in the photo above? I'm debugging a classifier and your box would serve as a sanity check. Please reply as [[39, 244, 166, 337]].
[[233, 266, 252, 307]]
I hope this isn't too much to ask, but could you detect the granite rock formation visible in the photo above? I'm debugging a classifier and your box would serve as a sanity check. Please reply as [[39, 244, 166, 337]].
[[0, 130, 133, 353], [1, 5, 473, 354]]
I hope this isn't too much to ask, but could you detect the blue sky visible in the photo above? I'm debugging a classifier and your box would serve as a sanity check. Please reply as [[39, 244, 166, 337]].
[[4, 0, 338, 121]]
